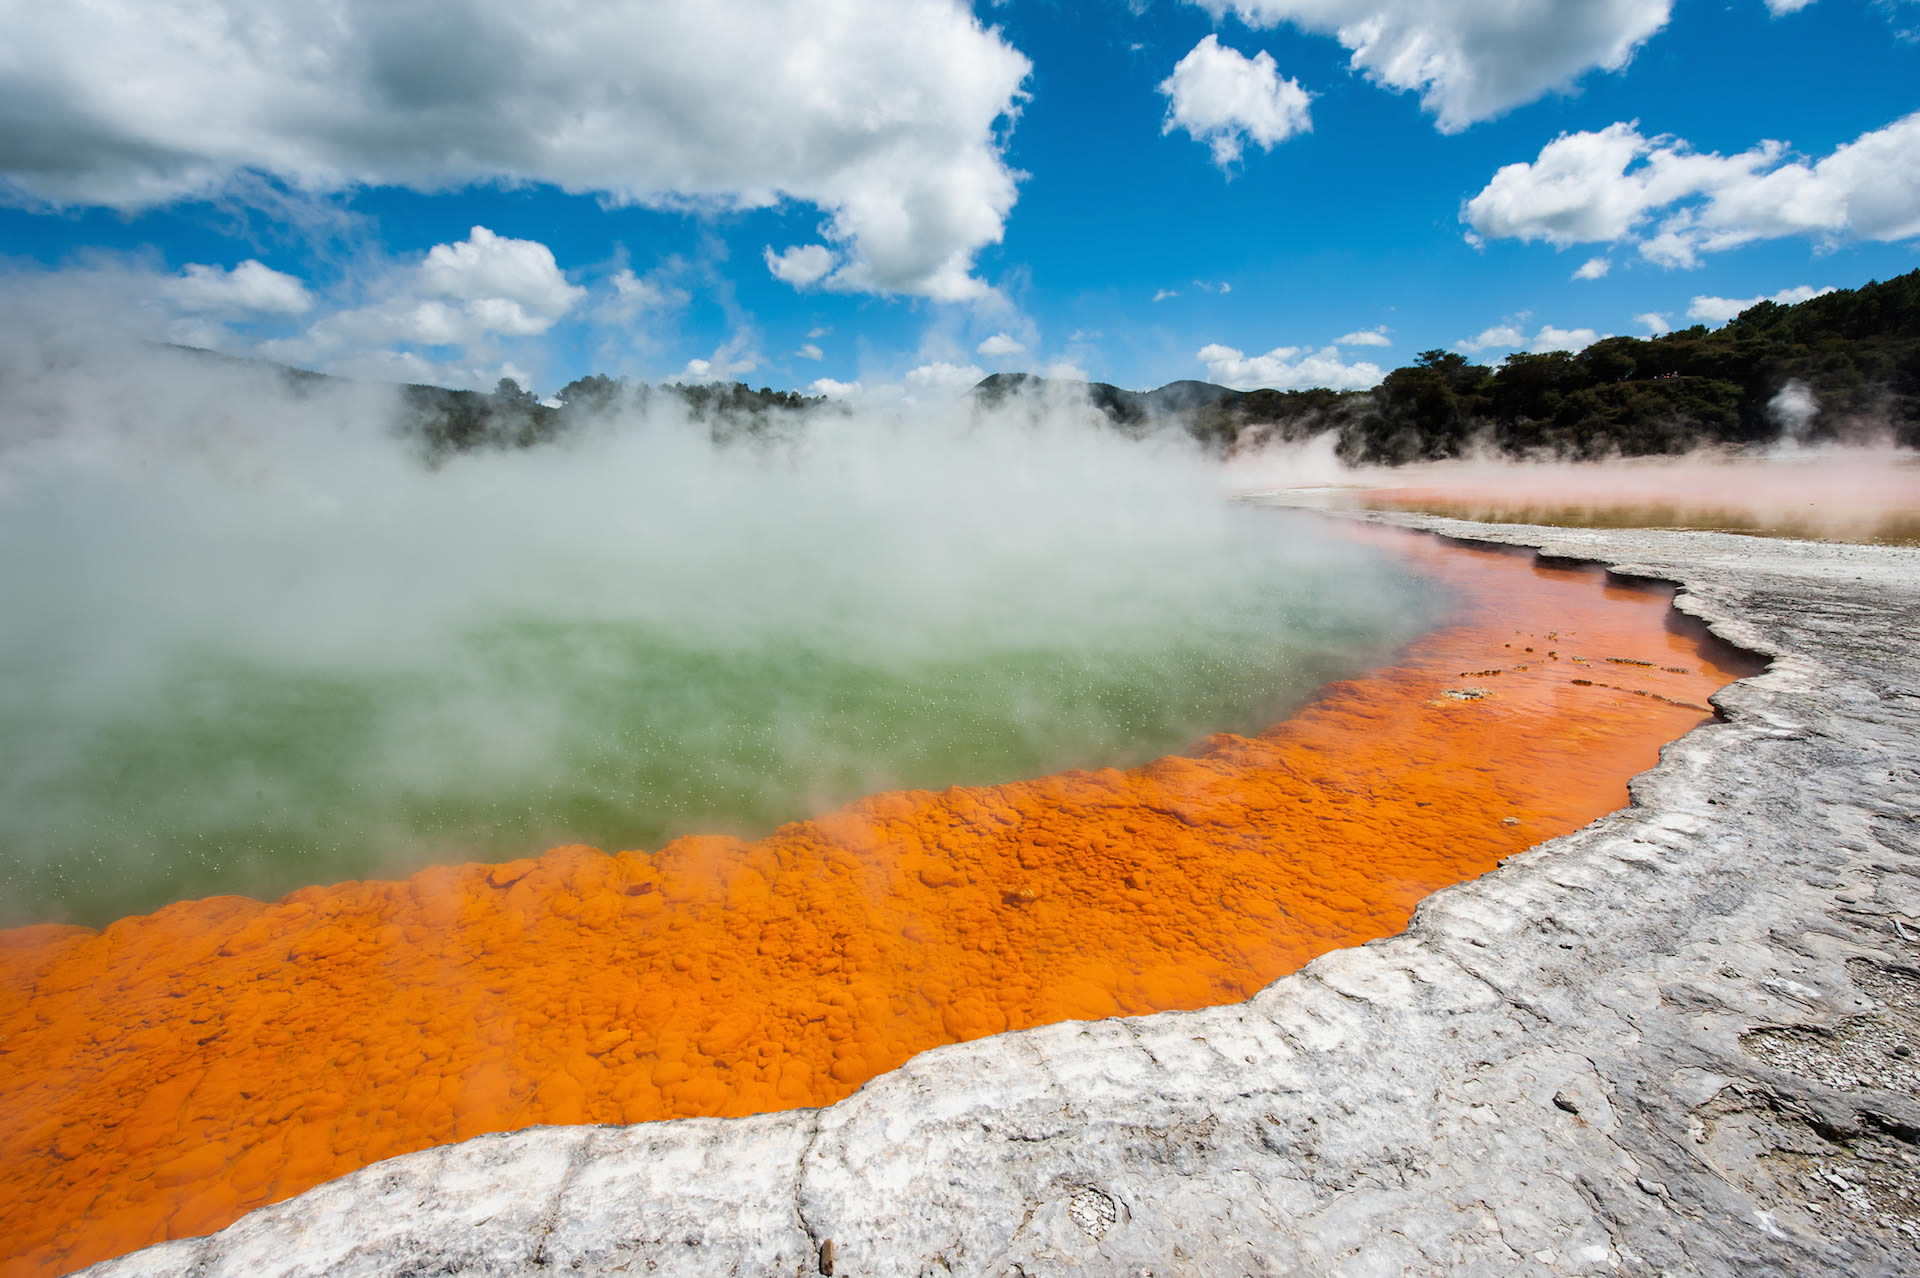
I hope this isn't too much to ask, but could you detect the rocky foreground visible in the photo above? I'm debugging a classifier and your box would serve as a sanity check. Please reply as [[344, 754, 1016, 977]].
[[93, 514, 1920, 1277]]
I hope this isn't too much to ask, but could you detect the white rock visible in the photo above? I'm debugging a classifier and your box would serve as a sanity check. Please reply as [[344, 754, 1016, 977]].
[[87, 516, 1920, 1278]]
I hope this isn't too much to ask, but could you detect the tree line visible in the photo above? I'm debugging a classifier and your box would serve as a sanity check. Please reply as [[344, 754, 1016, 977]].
[[1207, 268, 1920, 462], [399, 374, 829, 462], [333, 266, 1920, 465]]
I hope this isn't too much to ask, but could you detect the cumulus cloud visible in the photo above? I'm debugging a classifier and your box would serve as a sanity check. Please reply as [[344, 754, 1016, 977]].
[[904, 361, 987, 397], [257, 226, 584, 379], [1043, 360, 1090, 381], [1154, 288, 1180, 301], [1456, 321, 1603, 354], [164, 260, 313, 316], [1765, 0, 1817, 13], [1455, 323, 1528, 354], [417, 226, 585, 320], [796, 343, 825, 361], [977, 333, 1026, 358], [1197, 342, 1382, 391], [1191, 1, 1670, 132], [1335, 325, 1392, 347], [1685, 284, 1836, 325], [1573, 256, 1611, 280], [1531, 325, 1603, 353], [0, 0, 1030, 301], [764, 244, 835, 288], [808, 377, 862, 397], [1159, 35, 1311, 167], [1464, 112, 1920, 267], [1635, 312, 1672, 335]]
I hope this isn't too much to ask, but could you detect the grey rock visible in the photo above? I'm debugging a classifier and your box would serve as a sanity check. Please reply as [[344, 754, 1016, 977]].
[[88, 514, 1920, 1278]]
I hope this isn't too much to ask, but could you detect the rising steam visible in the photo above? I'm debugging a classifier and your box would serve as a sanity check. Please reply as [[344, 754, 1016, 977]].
[[0, 330, 1446, 924]]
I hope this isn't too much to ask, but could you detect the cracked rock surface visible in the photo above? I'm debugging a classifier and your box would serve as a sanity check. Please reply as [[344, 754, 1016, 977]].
[[90, 515, 1920, 1278]]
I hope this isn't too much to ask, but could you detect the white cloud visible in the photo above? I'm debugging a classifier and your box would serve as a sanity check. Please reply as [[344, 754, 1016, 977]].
[[904, 361, 987, 397], [1044, 360, 1090, 381], [1573, 256, 1611, 280], [419, 226, 584, 319], [807, 326, 831, 339], [764, 244, 835, 288], [1634, 311, 1672, 335], [1685, 284, 1836, 325], [977, 332, 1026, 357], [1191, 279, 1233, 294], [1335, 325, 1392, 346], [599, 268, 688, 323], [1193, 1, 1671, 132], [0, 0, 1030, 301], [1457, 322, 1604, 354], [1464, 111, 1920, 267], [796, 343, 825, 361], [1531, 325, 1602, 353], [682, 334, 760, 381], [1159, 35, 1311, 167], [285, 226, 582, 358], [1153, 288, 1179, 301], [1765, 0, 1817, 13], [256, 225, 586, 378], [1197, 342, 1382, 390], [1455, 323, 1528, 353], [809, 377, 862, 398], [165, 260, 313, 316]]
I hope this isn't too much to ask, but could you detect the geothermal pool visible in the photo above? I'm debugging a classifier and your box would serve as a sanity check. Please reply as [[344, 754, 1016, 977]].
[[0, 525, 1763, 1277], [0, 398, 1449, 928], [0, 363, 1771, 1274]]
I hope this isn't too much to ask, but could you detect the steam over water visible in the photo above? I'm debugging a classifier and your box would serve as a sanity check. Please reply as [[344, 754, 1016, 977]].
[[0, 346, 1448, 925]]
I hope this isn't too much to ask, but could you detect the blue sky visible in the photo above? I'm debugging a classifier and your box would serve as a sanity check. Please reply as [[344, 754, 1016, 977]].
[[2, 0, 1916, 398]]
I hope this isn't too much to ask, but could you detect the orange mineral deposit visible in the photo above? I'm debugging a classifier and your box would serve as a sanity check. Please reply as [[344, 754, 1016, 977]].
[[0, 530, 1762, 1276]]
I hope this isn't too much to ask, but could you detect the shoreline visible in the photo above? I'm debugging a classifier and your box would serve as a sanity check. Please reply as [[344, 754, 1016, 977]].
[[82, 513, 1920, 1276]]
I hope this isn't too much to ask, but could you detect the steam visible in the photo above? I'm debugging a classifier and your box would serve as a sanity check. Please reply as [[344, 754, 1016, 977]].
[[1767, 379, 1819, 443], [1231, 438, 1920, 546], [1, 332, 1445, 925]]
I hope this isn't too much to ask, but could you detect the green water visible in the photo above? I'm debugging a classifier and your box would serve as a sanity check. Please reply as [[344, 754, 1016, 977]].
[[0, 530, 1449, 926]]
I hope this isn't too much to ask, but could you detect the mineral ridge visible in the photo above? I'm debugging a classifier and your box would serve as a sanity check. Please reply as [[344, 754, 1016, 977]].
[[39, 516, 1920, 1275]]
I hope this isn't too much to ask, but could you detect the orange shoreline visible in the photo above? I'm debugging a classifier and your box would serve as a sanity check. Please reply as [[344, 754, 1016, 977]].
[[0, 530, 1762, 1276]]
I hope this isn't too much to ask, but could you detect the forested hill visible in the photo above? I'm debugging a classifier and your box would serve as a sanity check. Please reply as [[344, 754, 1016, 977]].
[[159, 349, 829, 462], [981, 268, 1920, 462], [159, 267, 1916, 465]]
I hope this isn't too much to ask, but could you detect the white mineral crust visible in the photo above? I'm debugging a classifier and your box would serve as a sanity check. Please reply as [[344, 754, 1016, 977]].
[[89, 515, 1920, 1277]]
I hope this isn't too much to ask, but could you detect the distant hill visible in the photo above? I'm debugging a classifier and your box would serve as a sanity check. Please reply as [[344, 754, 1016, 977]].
[[972, 370, 1364, 453], [975, 268, 1920, 462], [159, 346, 830, 462], [158, 266, 1919, 465]]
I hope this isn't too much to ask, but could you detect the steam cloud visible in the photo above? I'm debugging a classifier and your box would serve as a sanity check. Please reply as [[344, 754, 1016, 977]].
[[0, 322, 1444, 925], [1767, 379, 1819, 442]]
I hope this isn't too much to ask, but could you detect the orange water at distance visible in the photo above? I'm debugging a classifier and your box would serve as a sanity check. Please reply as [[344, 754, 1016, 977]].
[[0, 530, 1763, 1276]]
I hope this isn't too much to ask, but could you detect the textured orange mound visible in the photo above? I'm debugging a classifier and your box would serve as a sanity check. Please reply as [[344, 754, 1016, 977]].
[[0, 533, 1761, 1276]]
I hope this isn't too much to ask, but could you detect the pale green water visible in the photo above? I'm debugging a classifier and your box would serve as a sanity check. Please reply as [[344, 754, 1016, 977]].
[[0, 526, 1447, 926], [0, 378, 1457, 927]]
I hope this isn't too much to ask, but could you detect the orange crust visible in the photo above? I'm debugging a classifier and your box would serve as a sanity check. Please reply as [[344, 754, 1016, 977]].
[[0, 531, 1758, 1275]]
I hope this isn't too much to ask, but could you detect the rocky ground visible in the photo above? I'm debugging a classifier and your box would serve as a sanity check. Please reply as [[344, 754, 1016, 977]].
[[91, 513, 1920, 1278]]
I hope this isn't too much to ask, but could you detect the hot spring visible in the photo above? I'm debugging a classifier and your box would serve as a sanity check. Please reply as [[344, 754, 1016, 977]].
[[0, 353, 1447, 926], [0, 348, 1763, 1276]]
